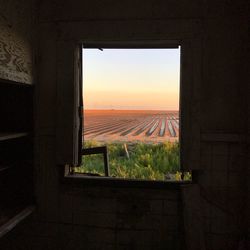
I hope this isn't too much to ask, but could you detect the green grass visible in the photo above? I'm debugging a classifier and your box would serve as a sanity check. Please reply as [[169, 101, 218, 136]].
[[74, 140, 191, 181]]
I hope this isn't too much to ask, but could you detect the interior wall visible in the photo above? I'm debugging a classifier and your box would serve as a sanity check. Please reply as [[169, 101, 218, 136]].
[[36, 1, 249, 249], [0, 1, 248, 250], [34, 3, 189, 249], [247, 21, 250, 249], [36, 1, 248, 249], [199, 16, 248, 249]]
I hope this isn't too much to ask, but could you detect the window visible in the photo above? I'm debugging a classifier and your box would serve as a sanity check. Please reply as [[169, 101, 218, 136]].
[[70, 44, 191, 182], [56, 39, 201, 184]]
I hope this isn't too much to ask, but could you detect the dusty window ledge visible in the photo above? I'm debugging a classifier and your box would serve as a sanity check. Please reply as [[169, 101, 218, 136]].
[[61, 173, 192, 189]]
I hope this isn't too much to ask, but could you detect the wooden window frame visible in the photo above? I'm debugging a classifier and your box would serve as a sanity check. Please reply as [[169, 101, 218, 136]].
[[72, 42, 184, 180], [81, 146, 110, 177], [58, 39, 201, 185]]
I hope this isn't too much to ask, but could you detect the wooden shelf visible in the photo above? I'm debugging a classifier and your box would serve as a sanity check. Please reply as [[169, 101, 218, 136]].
[[0, 132, 29, 141], [0, 166, 11, 172], [0, 206, 35, 238], [0, 78, 33, 87], [0, 79, 34, 239]]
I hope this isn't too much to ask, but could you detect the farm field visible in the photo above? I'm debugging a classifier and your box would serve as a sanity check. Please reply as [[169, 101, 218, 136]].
[[83, 110, 179, 143], [75, 140, 186, 181], [78, 109, 186, 181]]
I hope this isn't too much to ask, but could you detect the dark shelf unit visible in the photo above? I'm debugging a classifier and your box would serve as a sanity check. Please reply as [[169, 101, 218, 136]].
[[0, 132, 29, 141], [0, 80, 34, 236]]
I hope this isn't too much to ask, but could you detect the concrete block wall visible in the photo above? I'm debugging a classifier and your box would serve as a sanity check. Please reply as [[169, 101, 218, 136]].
[[247, 24, 250, 249], [0, 187, 183, 250], [199, 140, 247, 250], [34, 1, 250, 249], [37, 2, 249, 249]]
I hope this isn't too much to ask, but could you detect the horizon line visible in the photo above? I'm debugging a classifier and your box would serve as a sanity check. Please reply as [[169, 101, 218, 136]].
[[84, 108, 179, 111]]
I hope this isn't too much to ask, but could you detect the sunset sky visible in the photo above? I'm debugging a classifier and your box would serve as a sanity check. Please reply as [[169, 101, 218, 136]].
[[82, 48, 180, 110]]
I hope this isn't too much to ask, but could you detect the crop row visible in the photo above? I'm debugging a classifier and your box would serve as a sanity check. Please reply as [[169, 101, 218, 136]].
[[83, 112, 179, 141]]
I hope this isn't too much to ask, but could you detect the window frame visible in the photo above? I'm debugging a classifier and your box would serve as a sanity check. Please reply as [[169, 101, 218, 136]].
[[70, 41, 190, 183], [60, 38, 201, 185]]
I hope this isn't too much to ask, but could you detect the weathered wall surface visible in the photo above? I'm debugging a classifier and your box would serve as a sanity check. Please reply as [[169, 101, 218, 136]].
[[36, 1, 248, 249], [0, 1, 248, 250], [247, 19, 250, 250], [199, 15, 248, 249], [0, 0, 34, 84], [0, 186, 183, 250]]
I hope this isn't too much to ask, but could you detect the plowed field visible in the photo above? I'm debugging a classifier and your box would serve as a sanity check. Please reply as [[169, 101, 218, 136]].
[[84, 110, 179, 143]]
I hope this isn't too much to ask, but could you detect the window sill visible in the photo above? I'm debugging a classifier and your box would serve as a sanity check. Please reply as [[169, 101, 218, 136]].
[[62, 173, 192, 189]]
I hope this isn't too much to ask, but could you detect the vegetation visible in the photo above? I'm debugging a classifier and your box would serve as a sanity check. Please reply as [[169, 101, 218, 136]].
[[74, 140, 191, 181]]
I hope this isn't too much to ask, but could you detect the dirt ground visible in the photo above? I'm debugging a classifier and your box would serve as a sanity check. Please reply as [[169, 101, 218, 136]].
[[84, 109, 179, 143]]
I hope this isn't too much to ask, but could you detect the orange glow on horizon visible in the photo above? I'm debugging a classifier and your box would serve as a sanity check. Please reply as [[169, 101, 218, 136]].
[[84, 89, 179, 110], [83, 48, 180, 111]]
